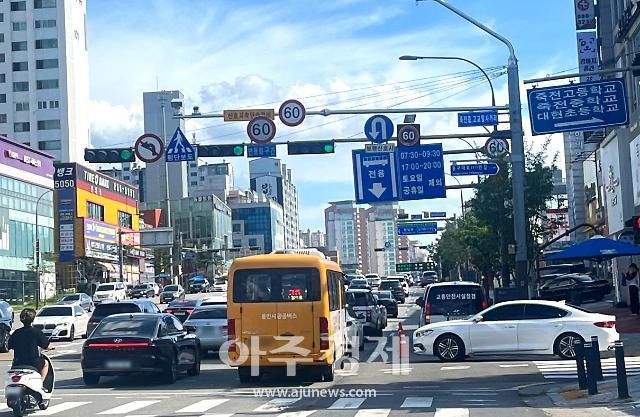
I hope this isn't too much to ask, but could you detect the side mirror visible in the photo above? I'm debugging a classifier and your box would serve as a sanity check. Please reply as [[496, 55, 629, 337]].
[[473, 315, 484, 323], [185, 326, 196, 334], [416, 297, 424, 307]]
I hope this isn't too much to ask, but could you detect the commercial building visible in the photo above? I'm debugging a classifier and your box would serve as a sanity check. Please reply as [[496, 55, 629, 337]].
[[0, 136, 54, 304], [249, 158, 299, 249], [188, 162, 234, 201], [0, 0, 89, 162], [300, 228, 326, 248], [99, 162, 146, 202], [228, 189, 284, 255], [324, 200, 365, 273], [54, 163, 141, 293]]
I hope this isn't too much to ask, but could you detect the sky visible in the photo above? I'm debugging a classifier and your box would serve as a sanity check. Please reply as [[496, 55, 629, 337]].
[[86, 0, 579, 237]]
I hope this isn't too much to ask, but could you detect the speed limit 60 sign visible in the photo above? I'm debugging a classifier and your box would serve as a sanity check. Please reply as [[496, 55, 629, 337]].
[[279, 99, 306, 127], [484, 136, 510, 158], [397, 124, 421, 147], [247, 116, 276, 144]]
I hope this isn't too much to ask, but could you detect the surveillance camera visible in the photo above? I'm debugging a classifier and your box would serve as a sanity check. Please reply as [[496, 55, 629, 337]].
[[170, 98, 183, 110]]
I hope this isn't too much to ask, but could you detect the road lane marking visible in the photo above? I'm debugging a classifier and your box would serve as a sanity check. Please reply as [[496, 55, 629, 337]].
[[434, 408, 469, 417], [98, 401, 161, 415], [441, 366, 470, 370], [253, 398, 301, 412], [451, 392, 497, 396], [400, 397, 433, 408], [498, 364, 529, 368], [277, 412, 316, 417], [36, 401, 91, 415], [177, 399, 229, 413], [328, 398, 366, 409], [354, 409, 390, 417], [200, 415, 233, 417]]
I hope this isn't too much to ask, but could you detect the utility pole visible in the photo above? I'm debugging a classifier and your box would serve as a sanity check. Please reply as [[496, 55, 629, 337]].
[[118, 229, 124, 282], [159, 94, 175, 284]]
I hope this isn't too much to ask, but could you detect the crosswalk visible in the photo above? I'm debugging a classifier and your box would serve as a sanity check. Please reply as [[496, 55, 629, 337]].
[[0, 395, 486, 416], [534, 356, 640, 379]]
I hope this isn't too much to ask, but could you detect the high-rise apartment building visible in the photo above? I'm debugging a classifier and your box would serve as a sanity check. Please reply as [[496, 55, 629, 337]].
[[188, 161, 234, 201], [324, 200, 365, 273], [249, 158, 299, 249], [300, 228, 326, 248], [0, 0, 90, 162], [364, 204, 409, 276]]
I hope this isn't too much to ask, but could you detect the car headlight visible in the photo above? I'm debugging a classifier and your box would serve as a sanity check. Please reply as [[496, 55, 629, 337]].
[[414, 329, 434, 338], [57, 322, 70, 327]]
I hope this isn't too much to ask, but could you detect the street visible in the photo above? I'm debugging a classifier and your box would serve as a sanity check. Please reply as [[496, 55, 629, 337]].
[[0, 289, 612, 417]]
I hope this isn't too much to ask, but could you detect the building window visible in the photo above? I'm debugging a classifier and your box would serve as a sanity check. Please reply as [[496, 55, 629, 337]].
[[0, 94, 6, 103], [13, 122, 29, 132], [15, 102, 28, 111], [49, 100, 59, 108], [35, 19, 56, 28], [35, 39, 57, 49], [248, 238, 258, 247], [13, 82, 28, 92], [12, 62, 27, 71], [190, 181, 197, 186], [0, 75, 5, 84], [118, 211, 132, 228], [34, 0, 56, 8], [0, 54, 5, 63], [36, 79, 58, 89], [232, 223, 241, 233], [12, 22, 26, 31], [37, 101, 46, 109], [190, 172, 197, 177], [0, 34, 5, 43], [0, 14, 3, 23], [0, 115, 6, 123], [10, 1, 26, 11], [38, 140, 60, 150], [232, 239, 241, 247], [86, 201, 104, 221], [35, 58, 57, 69], [37, 119, 60, 130], [11, 41, 27, 51]]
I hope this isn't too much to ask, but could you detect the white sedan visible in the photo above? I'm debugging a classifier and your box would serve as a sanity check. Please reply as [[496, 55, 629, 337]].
[[34, 304, 90, 341], [413, 300, 618, 361]]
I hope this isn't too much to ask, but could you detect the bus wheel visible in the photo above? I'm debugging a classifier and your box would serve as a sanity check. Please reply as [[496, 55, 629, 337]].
[[322, 364, 334, 382], [238, 366, 259, 383]]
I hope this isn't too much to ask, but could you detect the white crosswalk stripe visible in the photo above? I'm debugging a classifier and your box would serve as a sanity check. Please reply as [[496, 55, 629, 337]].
[[176, 399, 229, 413], [98, 401, 161, 415], [534, 356, 640, 379], [434, 409, 469, 417], [328, 398, 366, 409], [277, 411, 316, 417], [35, 401, 91, 415], [253, 398, 301, 413], [354, 409, 391, 417], [401, 397, 433, 408]]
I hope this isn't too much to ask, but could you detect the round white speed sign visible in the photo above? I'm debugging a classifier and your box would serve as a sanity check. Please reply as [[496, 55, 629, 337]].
[[484, 137, 510, 158], [278, 99, 306, 126], [247, 116, 277, 144]]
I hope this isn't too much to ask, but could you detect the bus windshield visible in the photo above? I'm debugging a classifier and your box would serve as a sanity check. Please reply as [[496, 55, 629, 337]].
[[233, 268, 320, 303]]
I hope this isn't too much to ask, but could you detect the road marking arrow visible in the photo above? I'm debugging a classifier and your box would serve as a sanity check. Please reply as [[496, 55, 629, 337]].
[[369, 182, 386, 198], [554, 117, 604, 128]]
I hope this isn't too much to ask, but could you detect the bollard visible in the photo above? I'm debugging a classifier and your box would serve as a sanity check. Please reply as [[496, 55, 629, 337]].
[[615, 340, 630, 399], [574, 339, 587, 390], [590, 336, 604, 381], [584, 341, 598, 395]]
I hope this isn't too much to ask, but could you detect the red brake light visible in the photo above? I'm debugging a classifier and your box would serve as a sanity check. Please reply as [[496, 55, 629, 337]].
[[186, 309, 193, 315], [11, 375, 21, 383], [165, 309, 173, 314], [227, 319, 236, 355], [319, 317, 329, 350], [425, 302, 431, 316], [88, 342, 150, 348], [594, 321, 616, 328], [366, 310, 372, 321]]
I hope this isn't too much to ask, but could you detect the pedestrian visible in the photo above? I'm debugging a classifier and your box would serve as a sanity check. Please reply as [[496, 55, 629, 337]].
[[624, 263, 640, 315]]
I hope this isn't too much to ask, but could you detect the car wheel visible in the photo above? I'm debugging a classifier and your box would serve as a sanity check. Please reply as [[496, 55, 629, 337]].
[[358, 333, 365, 351], [0, 327, 9, 353], [165, 357, 178, 384], [434, 334, 466, 362], [68, 325, 75, 342], [83, 373, 100, 386], [38, 399, 50, 410], [375, 326, 383, 337], [187, 350, 201, 376], [321, 363, 335, 382], [555, 333, 584, 360]]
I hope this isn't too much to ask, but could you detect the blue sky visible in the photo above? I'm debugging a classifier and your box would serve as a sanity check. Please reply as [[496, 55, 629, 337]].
[[86, 0, 578, 234]]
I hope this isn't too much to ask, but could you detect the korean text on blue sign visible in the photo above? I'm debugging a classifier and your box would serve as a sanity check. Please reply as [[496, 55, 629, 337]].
[[527, 78, 628, 135], [451, 163, 499, 176], [397, 143, 446, 201], [247, 144, 276, 158], [457, 110, 499, 127], [397, 221, 438, 235]]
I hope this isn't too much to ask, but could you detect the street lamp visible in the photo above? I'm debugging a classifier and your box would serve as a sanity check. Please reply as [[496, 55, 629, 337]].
[[416, 0, 528, 298], [35, 189, 53, 309]]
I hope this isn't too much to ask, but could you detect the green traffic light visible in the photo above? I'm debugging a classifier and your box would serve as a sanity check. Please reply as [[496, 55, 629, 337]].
[[120, 149, 133, 160], [324, 144, 334, 153], [233, 146, 244, 156]]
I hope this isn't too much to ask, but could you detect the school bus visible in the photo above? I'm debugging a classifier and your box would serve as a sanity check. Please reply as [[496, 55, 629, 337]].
[[227, 249, 347, 382]]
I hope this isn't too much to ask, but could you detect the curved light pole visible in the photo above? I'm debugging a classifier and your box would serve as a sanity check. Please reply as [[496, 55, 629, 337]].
[[35, 189, 53, 309]]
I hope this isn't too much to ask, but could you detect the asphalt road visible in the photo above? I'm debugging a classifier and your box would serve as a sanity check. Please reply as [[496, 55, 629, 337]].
[[0, 288, 619, 417]]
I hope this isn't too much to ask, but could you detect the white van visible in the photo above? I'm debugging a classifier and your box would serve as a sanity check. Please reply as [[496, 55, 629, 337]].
[[92, 282, 127, 303]]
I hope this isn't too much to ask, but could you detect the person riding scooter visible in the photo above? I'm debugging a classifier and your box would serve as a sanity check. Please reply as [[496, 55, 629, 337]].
[[8, 309, 52, 386]]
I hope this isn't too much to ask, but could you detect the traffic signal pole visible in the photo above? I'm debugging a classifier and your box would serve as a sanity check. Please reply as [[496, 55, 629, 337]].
[[160, 95, 175, 284]]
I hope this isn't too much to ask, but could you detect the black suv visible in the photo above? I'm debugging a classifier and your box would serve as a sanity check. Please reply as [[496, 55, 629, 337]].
[[87, 300, 160, 336], [373, 290, 399, 318], [379, 279, 405, 303], [0, 301, 13, 352]]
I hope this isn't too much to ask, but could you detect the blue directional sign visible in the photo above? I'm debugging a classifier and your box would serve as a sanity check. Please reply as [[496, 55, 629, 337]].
[[527, 78, 628, 135], [364, 115, 394, 144], [410, 214, 423, 220], [457, 110, 499, 127], [451, 163, 500, 176], [397, 144, 446, 201], [397, 221, 438, 236], [352, 150, 398, 204], [165, 127, 196, 162], [428, 211, 447, 218], [247, 144, 276, 158]]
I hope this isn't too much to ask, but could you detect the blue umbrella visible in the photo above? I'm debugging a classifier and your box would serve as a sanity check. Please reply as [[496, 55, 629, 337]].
[[545, 236, 640, 261]]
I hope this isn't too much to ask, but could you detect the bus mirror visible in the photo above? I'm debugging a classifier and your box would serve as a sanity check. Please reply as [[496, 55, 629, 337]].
[[416, 297, 424, 307]]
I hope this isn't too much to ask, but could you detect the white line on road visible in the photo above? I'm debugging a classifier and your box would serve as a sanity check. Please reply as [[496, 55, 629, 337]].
[[400, 397, 433, 408], [98, 401, 161, 415], [176, 399, 229, 413], [434, 408, 470, 417], [36, 401, 91, 415], [200, 414, 233, 417], [402, 385, 441, 389], [328, 398, 366, 409], [253, 398, 301, 412], [277, 412, 317, 417], [441, 366, 470, 370], [354, 409, 391, 417], [498, 364, 529, 368], [451, 392, 497, 396]]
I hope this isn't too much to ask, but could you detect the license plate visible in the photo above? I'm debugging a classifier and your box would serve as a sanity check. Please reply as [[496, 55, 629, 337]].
[[5, 386, 21, 396], [105, 360, 132, 369], [174, 312, 186, 316]]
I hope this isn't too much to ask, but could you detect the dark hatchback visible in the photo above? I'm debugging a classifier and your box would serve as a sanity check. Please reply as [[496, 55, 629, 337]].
[[87, 300, 160, 337], [130, 284, 155, 299], [379, 279, 405, 303], [539, 274, 612, 304], [164, 299, 203, 323], [81, 313, 201, 385], [160, 285, 185, 304], [373, 290, 398, 318]]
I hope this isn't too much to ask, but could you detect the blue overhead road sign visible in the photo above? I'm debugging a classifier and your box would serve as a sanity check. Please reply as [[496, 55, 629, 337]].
[[165, 127, 196, 162], [527, 78, 628, 135], [364, 115, 394, 144], [397, 221, 438, 235], [247, 144, 276, 158], [352, 150, 398, 204], [397, 143, 446, 201], [451, 163, 500, 176], [458, 110, 499, 127]]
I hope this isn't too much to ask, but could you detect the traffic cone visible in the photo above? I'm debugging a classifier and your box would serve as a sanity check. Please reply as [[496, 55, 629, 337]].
[[398, 322, 409, 359]]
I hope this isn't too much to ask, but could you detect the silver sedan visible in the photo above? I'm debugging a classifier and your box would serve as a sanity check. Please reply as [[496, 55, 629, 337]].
[[183, 305, 227, 353]]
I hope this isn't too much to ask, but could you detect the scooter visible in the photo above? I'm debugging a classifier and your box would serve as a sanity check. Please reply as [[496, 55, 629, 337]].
[[5, 353, 55, 417]]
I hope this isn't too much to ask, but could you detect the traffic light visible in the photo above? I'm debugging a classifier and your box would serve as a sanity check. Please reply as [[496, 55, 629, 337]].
[[84, 148, 135, 163], [287, 141, 335, 155], [197, 144, 245, 157], [633, 216, 640, 244]]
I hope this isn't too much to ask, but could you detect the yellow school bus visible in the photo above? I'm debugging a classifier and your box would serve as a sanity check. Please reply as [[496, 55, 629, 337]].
[[227, 249, 347, 382]]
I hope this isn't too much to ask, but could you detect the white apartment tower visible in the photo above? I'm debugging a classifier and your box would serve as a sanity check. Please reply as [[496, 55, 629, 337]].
[[0, 0, 89, 162]]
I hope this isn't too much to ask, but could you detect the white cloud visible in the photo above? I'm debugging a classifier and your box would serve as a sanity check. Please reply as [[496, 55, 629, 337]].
[[88, 100, 143, 147]]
